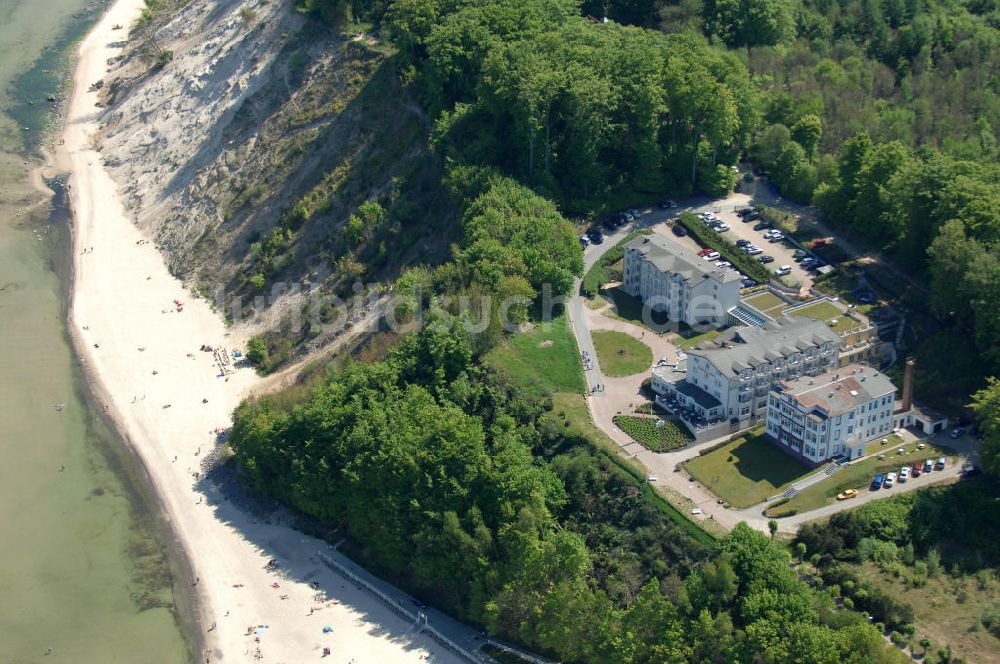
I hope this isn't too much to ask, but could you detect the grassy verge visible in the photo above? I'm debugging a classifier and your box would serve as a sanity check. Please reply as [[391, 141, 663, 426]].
[[485, 316, 585, 397], [601, 287, 672, 332], [487, 317, 716, 544], [674, 326, 722, 350], [581, 229, 651, 298], [592, 330, 653, 377], [766, 439, 959, 517], [613, 415, 692, 452], [676, 212, 770, 283], [684, 430, 812, 508]]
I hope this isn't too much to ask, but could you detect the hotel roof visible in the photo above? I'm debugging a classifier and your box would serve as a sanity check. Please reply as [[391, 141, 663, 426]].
[[624, 235, 741, 286], [778, 364, 896, 417], [687, 316, 842, 376]]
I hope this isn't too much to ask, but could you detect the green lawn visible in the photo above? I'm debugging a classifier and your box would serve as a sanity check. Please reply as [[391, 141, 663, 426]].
[[592, 330, 653, 377], [674, 326, 722, 350], [613, 415, 693, 452], [684, 431, 812, 508], [766, 439, 958, 517], [743, 291, 785, 314], [485, 315, 584, 397], [789, 300, 843, 321], [789, 300, 868, 334], [602, 287, 672, 331]]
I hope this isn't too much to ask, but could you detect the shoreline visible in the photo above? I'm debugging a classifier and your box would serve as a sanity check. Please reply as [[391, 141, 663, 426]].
[[52, 1, 463, 661]]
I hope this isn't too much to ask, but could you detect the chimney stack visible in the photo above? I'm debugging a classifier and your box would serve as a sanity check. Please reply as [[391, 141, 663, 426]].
[[901, 357, 915, 412]]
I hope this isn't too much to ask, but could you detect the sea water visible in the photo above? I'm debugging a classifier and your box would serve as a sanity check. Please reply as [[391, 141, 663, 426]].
[[0, 1, 191, 662]]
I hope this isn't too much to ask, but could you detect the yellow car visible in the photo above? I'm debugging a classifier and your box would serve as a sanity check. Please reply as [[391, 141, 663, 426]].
[[836, 489, 859, 501]]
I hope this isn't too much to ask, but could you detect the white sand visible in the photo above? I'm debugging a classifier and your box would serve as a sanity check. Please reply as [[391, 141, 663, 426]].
[[58, 2, 462, 662]]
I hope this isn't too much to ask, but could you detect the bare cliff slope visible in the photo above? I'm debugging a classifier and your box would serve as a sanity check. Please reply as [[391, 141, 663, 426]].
[[95, 0, 451, 355]]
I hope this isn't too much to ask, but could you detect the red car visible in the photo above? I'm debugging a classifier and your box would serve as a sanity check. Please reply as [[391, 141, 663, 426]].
[[912, 465, 922, 478], [697, 247, 714, 257]]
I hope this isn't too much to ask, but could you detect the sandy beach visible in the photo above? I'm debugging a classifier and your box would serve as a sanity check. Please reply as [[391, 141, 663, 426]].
[[56, 1, 463, 662]]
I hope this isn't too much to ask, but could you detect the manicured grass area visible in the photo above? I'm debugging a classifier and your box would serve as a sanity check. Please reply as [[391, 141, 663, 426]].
[[766, 439, 958, 517], [743, 291, 784, 314], [675, 327, 722, 350], [790, 300, 867, 333], [789, 300, 843, 321], [613, 415, 693, 452], [602, 287, 672, 331], [592, 330, 653, 377], [684, 430, 811, 508], [485, 315, 584, 397]]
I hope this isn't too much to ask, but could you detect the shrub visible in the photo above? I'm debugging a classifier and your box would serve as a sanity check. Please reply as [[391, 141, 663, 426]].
[[246, 336, 270, 370]]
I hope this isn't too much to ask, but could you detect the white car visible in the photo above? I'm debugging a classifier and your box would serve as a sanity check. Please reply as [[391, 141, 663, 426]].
[[579, 235, 591, 246], [899, 466, 911, 482], [774, 265, 792, 276], [767, 230, 785, 241], [884, 472, 896, 488], [714, 222, 730, 231], [745, 246, 763, 255], [702, 251, 721, 260], [715, 260, 732, 268]]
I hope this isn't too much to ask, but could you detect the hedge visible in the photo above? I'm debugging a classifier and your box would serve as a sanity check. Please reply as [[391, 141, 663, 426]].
[[675, 212, 770, 283]]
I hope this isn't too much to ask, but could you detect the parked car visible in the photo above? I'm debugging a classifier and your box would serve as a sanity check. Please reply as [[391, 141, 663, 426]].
[[836, 489, 859, 500], [923, 459, 934, 473], [715, 260, 732, 268], [587, 228, 604, 244], [746, 210, 762, 221], [758, 255, 774, 264], [741, 278, 758, 288], [935, 456, 946, 470], [871, 474, 885, 490], [912, 464, 922, 478], [962, 462, 981, 477], [702, 251, 721, 261], [767, 231, 786, 242], [713, 222, 730, 232], [579, 235, 591, 247], [884, 472, 896, 488], [812, 238, 829, 248], [753, 221, 771, 231], [659, 199, 677, 209], [793, 249, 808, 260], [736, 239, 751, 247], [900, 466, 911, 482], [628, 208, 640, 218], [671, 225, 687, 237], [774, 265, 792, 276], [736, 207, 754, 217], [697, 247, 714, 257], [745, 245, 763, 255], [950, 427, 965, 439]]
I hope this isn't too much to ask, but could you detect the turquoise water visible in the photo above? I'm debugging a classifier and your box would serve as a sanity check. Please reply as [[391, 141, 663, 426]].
[[0, 2, 191, 662]]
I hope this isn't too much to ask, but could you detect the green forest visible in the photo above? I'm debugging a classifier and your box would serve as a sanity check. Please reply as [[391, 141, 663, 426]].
[[224, 0, 1000, 660]]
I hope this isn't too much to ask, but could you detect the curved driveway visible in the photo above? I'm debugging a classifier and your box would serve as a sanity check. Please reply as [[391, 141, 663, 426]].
[[566, 198, 977, 536]]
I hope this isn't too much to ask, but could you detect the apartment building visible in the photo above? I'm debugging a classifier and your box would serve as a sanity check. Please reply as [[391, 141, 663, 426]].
[[765, 365, 896, 465], [652, 316, 842, 430], [621, 235, 741, 329]]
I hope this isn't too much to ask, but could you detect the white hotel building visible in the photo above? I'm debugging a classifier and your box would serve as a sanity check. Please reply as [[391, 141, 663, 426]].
[[766, 364, 896, 465], [652, 316, 843, 433], [621, 235, 741, 329]]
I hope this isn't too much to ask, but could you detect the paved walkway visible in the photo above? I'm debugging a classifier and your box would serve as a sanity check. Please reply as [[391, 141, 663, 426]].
[[567, 196, 980, 537]]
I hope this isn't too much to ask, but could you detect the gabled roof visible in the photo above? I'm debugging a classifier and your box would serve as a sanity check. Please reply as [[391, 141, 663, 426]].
[[625, 235, 741, 287], [688, 316, 842, 376]]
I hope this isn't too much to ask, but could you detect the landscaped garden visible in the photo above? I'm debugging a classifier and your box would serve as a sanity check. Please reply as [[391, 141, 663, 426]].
[[683, 429, 811, 508], [613, 415, 693, 452], [766, 439, 958, 517], [602, 287, 672, 331], [591, 330, 653, 377]]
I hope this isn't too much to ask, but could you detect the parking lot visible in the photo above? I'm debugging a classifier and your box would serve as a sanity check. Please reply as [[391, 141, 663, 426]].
[[692, 196, 815, 292]]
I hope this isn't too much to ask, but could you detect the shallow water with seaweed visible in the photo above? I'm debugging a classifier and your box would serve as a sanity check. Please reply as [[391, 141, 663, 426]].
[[0, 1, 190, 662]]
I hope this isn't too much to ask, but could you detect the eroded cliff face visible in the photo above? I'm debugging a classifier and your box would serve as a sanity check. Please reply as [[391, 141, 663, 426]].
[[96, 0, 450, 348]]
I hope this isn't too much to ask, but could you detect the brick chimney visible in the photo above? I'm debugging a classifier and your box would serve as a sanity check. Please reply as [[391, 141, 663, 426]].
[[901, 357, 915, 412]]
